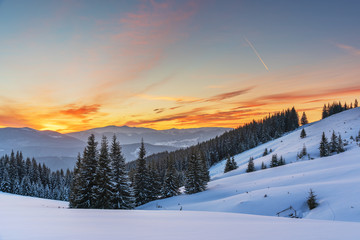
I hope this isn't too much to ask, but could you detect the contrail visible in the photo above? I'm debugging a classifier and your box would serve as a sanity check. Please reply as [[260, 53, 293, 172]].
[[244, 37, 269, 71]]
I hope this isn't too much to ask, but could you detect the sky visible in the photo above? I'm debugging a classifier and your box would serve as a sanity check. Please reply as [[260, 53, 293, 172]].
[[0, 0, 360, 133]]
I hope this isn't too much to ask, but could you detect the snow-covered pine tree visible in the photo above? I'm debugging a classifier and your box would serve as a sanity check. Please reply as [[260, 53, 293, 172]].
[[148, 165, 162, 201], [185, 151, 208, 194], [69, 153, 83, 208], [224, 155, 237, 173], [330, 130, 338, 153], [263, 148, 268, 156], [161, 159, 180, 198], [319, 132, 330, 157], [307, 189, 318, 210], [278, 156, 285, 166], [270, 154, 278, 168], [231, 157, 238, 170], [110, 135, 134, 209], [301, 112, 308, 125], [133, 139, 151, 206], [337, 134, 345, 153], [78, 134, 98, 208], [300, 128, 307, 138], [246, 157, 255, 172], [94, 136, 113, 209]]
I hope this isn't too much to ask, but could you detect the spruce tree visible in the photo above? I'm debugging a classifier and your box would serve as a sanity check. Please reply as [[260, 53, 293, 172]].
[[78, 134, 98, 208], [301, 112, 308, 125], [231, 157, 238, 171], [185, 152, 208, 194], [94, 136, 113, 209], [263, 148, 268, 156], [110, 135, 134, 209], [319, 132, 330, 157], [355, 99, 358, 108], [224, 155, 237, 173], [246, 157, 255, 172], [307, 189, 318, 210], [161, 160, 180, 198], [300, 128, 307, 138], [261, 162, 267, 169], [337, 134, 345, 153], [148, 165, 162, 201], [330, 130, 338, 153], [69, 153, 83, 208], [270, 154, 278, 168], [133, 139, 151, 206], [278, 156, 285, 166]]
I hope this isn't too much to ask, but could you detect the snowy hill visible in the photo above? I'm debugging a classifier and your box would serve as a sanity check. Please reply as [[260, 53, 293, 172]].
[[139, 108, 360, 222], [1, 192, 360, 240]]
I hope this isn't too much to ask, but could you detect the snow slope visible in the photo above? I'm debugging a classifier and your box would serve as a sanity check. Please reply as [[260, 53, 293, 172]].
[[140, 108, 360, 222], [1, 192, 360, 240]]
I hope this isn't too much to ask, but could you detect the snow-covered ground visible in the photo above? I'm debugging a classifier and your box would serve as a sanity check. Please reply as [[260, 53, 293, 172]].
[[140, 108, 360, 222], [1, 108, 360, 239], [1, 192, 360, 240]]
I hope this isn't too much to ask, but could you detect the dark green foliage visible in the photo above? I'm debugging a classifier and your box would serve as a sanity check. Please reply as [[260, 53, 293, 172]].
[[300, 128, 307, 138], [337, 134, 345, 153], [224, 155, 238, 173], [307, 189, 318, 210], [246, 157, 255, 172], [69, 154, 83, 208], [161, 160, 180, 198], [355, 99, 358, 108], [94, 136, 113, 209], [322, 100, 357, 119], [110, 135, 134, 209], [270, 154, 278, 168], [185, 152, 209, 194], [278, 156, 285, 166], [134, 139, 152, 206], [297, 144, 307, 159], [330, 131, 338, 153], [127, 107, 302, 188], [0, 151, 71, 201], [301, 112, 308, 125], [319, 132, 330, 157], [263, 148, 268, 156], [261, 162, 267, 169], [148, 166, 162, 201]]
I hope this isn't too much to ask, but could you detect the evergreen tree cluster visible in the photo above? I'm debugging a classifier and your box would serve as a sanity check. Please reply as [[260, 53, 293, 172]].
[[127, 107, 300, 188], [322, 100, 358, 119], [0, 151, 71, 201], [69, 134, 134, 209], [224, 155, 238, 173], [270, 154, 285, 168], [184, 152, 209, 194], [319, 131, 345, 157]]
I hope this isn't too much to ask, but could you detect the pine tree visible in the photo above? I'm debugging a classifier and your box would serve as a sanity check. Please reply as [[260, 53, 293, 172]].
[[278, 156, 285, 166], [110, 135, 134, 209], [330, 131, 338, 153], [161, 160, 180, 198], [322, 104, 328, 119], [300, 128, 307, 138], [148, 165, 162, 201], [185, 152, 208, 194], [133, 139, 151, 206], [301, 112, 308, 125], [307, 189, 318, 210], [94, 136, 113, 209], [319, 132, 330, 157], [224, 155, 237, 173], [246, 157, 255, 172], [261, 162, 267, 169], [69, 153, 83, 208], [270, 154, 278, 168], [355, 99, 358, 108], [263, 148, 268, 156], [337, 134, 345, 153], [78, 134, 98, 208]]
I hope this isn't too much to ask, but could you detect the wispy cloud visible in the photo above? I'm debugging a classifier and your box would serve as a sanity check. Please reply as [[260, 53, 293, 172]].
[[244, 37, 269, 71], [336, 43, 360, 55], [60, 104, 101, 118]]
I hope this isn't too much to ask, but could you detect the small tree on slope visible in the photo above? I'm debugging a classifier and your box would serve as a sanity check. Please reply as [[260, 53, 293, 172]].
[[307, 189, 318, 210], [319, 132, 330, 157], [246, 157, 255, 172]]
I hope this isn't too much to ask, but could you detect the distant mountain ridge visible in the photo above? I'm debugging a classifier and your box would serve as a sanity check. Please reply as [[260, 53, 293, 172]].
[[0, 126, 231, 170], [66, 125, 232, 148]]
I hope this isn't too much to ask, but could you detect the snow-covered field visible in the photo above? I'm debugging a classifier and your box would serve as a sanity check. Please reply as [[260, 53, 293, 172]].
[[1, 192, 360, 240], [1, 108, 360, 239]]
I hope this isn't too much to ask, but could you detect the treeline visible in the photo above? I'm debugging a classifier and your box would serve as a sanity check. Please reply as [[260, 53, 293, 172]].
[[322, 99, 358, 119], [0, 151, 71, 201], [127, 107, 300, 186], [69, 135, 209, 208]]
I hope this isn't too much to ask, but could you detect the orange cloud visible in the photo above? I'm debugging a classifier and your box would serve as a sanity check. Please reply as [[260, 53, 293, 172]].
[[60, 104, 101, 118]]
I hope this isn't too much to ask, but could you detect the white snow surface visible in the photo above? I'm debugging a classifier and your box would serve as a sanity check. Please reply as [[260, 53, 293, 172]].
[[2, 108, 360, 239], [1, 192, 360, 240], [140, 108, 360, 222]]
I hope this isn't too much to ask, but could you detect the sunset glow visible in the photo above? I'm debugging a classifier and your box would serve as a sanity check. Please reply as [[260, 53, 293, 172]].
[[0, 0, 359, 133]]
